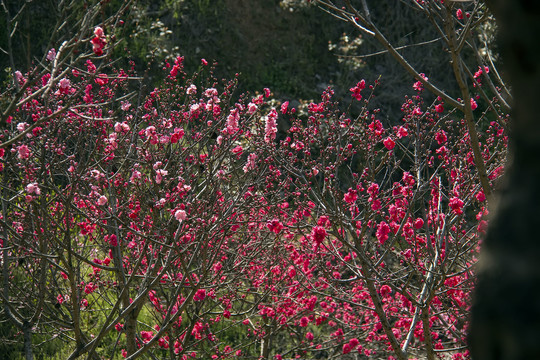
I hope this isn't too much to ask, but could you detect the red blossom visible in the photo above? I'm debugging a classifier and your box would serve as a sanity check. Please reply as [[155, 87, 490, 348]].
[[449, 197, 465, 215], [267, 219, 284, 234], [383, 137, 396, 150], [311, 226, 327, 245], [193, 289, 206, 301], [470, 98, 478, 110], [376, 221, 390, 244], [349, 79, 366, 101], [343, 188, 358, 204]]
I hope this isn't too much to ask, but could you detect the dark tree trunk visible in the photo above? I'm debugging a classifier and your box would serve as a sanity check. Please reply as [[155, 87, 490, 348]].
[[469, 1, 540, 360], [22, 322, 34, 360]]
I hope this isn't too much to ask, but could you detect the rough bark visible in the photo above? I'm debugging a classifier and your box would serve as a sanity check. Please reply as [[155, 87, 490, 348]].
[[469, 1, 540, 359]]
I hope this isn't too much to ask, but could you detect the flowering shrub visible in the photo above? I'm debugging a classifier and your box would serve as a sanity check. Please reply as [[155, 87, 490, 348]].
[[0, 11, 508, 360], [230, 79, 507, 359]]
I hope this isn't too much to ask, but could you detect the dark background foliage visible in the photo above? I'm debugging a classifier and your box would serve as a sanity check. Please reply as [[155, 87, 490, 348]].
[[1, 0, 478, 119]]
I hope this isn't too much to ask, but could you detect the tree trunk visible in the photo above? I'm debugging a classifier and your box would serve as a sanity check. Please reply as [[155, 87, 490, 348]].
[[22, 322, 34, 360], [469, 1, 540, 359]]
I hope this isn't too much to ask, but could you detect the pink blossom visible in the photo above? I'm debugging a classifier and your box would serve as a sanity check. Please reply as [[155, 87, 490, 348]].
[[299, 316, 309, 327], [306, 332, 314, 341], [17, 122, 27, 132], [14, 71, 25, 84], [91, 26, 106, 56], [186, 84, 197, 95], [130, 170, 142, 183], [414, 218, 424, 229], [265, 108, 278, 143], [226, 109, 239, 134], [435, 104, 444, 113], [204, 88, 218, 98], [91, 36, 106, 56], [18, 145, 30, 159], [243, 153, 258, 173], [413, 74, 428, 91], [97, 195, 108, 206], [292, 141, 304, 151], [231, 145, 243, 156], [264, 88, 271, 98], [121, 101, 131, 111], [114, 121, 130, 133], [201, 58, 208, 65], [25, 183, 40, 195], [412, 106, 423, 116], [247, 102, 258, 114], [456, 8, 464, 20], [58, 78, 71, 94], [94, 26, 104, 38], [155, 169, 168, 184], [280, 101, 289, 114], [46, 48, 56, 61], [175, 209, 187, 222]]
